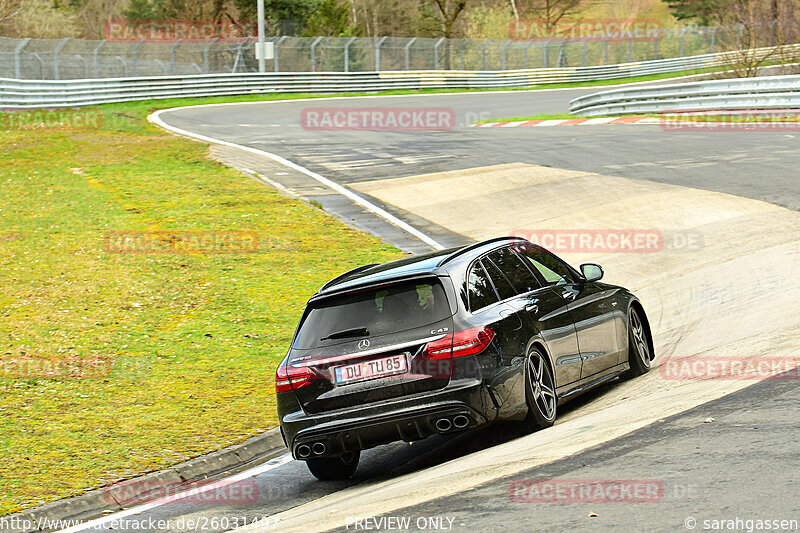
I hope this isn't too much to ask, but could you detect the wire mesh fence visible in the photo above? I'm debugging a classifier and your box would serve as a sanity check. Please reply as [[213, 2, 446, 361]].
[[0, 26, 778, 80]]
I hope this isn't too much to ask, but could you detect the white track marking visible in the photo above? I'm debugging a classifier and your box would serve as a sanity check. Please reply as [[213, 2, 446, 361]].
[[55, 454, 293, 533], [148, 109, 444, 250]]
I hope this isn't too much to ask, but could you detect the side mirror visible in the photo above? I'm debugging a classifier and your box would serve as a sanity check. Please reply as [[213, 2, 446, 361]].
[[580, 263, 604, 283]]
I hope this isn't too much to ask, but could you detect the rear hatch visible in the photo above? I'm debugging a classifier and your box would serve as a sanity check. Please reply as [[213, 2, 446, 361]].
[[286, 276, 455, 414]]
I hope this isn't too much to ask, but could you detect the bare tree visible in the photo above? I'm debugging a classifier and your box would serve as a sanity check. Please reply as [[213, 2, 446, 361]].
[[428, 0, 468, 39], [717, 0, 800, 77], [519, 0, 584, 32]]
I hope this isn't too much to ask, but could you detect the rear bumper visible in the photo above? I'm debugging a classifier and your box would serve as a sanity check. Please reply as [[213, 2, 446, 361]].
[[280, 378, 490, 460]]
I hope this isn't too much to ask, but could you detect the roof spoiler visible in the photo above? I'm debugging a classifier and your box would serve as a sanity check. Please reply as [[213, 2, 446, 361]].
[[318, 263, 378, 292]]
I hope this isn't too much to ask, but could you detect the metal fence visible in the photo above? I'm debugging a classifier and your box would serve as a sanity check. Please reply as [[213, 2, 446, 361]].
[[0, 26, 773, 80], [569, 74, 800, 116], [3, 45, 796, 108]]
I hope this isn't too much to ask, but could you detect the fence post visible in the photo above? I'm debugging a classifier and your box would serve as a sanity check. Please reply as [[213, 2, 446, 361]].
[[628, 36, 633, 62], [543, 39, 550, 68], [434, 37, 445, 70], [524, 40, 533, 69], [75, 55, 89, 78], [404, 37, 417, 71], [501, 39, 511, 70], [481, 39, 493, 70], [203, 38, 219, 73], [310, 36, 323, 71], [653, 33, 660, 60], [461, 38, 470, 70], [32, 53, 44, 79], [14, 38, 30, 79], [132, 40, 145, 76], [232, 41, 246, 72], [679, 26, 689, 57], [582, 39, 587, 66], [710, 26, 718, 53], [92, 40, 106, 78], [274, 36, 287, 72], [54, 38, 70, 80], [558, 38, 569, 67], [170, 40, 183, 74], [603, 38, 608, 65], [344, 36, 357, 72], [376, 36, 388, 71], [115, 56, 127, 76]]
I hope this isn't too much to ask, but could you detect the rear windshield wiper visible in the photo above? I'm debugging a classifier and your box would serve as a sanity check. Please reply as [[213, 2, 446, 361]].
[[320, 327, 370, 341]]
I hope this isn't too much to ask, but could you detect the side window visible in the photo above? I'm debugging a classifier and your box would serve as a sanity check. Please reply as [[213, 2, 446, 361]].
[[467, 260, 500, 311], [517, 244, 576, 286], [483, 259, 517, 301], [487, 247, 542, 294]]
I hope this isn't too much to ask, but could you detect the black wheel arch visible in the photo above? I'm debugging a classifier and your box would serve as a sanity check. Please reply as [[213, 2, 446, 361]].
[[627, 298, 655, 361]]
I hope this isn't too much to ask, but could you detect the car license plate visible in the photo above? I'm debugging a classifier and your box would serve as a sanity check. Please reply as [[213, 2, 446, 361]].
[[334, 354, 409, 385]]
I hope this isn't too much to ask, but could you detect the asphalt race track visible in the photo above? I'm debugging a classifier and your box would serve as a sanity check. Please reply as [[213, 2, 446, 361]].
[[60, 85, 800, 533]]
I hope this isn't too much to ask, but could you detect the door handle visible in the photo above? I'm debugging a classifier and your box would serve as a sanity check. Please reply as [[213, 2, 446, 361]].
[[562, 290, 576, 301], [525, 303, 539, 313]]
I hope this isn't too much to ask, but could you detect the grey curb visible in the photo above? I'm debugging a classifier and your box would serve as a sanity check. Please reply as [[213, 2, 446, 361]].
[[3, 428, 286, 533]]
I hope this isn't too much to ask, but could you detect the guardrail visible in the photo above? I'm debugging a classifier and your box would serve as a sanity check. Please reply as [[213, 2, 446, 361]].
[[2, 45, 798, 108], [570, 74, 800, 116]]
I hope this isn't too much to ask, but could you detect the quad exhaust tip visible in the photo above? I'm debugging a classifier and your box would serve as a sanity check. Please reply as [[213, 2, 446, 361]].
[[312, 442, 327, 455], [296, 444, 311, 458], [435, 418, 452, 432], [453, 414, 469, 428]]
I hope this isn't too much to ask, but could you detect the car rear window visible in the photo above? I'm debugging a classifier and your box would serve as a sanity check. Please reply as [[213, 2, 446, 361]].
[[293, 278, 451, 350]]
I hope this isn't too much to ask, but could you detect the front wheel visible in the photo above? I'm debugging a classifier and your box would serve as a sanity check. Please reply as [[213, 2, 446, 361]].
[[523, 347, 557, 431], [626, 306, 652, 377], [306, 451, 360, 480]]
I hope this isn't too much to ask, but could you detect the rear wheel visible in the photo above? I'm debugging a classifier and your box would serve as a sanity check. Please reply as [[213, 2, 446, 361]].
[[306, 451, 360, 480], [524, 347, 557, 430], [626, 306, 652, 377]]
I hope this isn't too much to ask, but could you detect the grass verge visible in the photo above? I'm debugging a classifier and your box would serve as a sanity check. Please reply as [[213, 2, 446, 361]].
[[0, 104, 402, 515]]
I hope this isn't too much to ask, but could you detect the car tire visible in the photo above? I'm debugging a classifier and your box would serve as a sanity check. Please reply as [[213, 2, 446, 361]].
[[306, 451, 360, 480], [524, 346, 557, 431], [626, 306, 652, 377]]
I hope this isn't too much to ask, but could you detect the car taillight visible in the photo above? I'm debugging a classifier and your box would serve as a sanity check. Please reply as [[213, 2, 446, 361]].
[[275, 365, 316, 393], [424, 327, 495, 360]]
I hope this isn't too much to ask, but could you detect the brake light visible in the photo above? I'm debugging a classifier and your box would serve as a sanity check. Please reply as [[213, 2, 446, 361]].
[[424, 327, 495, 360], [275, 365, 316, 393]]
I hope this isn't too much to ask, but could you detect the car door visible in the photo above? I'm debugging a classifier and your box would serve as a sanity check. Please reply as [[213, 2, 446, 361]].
[[466, 257, 525, 417], [486, 247, 583, 391], [517, 244, 621, 380]]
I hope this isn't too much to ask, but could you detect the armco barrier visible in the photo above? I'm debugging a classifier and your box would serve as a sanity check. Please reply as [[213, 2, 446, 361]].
[[569, 74, 800, 115], [2, 44, 798, 108]]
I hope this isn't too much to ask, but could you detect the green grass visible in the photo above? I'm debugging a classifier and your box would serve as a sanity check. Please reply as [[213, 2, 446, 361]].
[[472, 113, 577, 123], [0, 106, 403, 515]]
